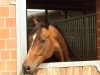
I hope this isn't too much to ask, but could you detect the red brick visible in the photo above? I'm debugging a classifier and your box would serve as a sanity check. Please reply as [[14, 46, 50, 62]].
[[96, 3, 100, 8], [0, 29, 9, 39], [96, 6, 100, 12], [0, 61, 5, 71], [97, 57, 100, 60], [0, 0, 10, 6], [96, 13, 100, 28], [0, 7, 9, 17], [96, 0, 100, 11], [97, 30, 100, 38], [9, 28, 16, 38], [5, 39, 16, 49], [6, 18, 16, 28], [0, 40, 5, 49], [11, 50, 16, 60], [97, 56, 100, 60], [11, 71, 17, 75], [1, 72, 10, 75], [97, 48, 100, 57], [96, 0, 100, 5], [96, 0, 100, 2], [0, 18, 5, 28], [10, 6, 16, 17], [97, 39, 100, 47], [6, 61, 17, 71], [96, 21, 100, 26], [1, 50, 10, 60], [96, 13, 100, 20]]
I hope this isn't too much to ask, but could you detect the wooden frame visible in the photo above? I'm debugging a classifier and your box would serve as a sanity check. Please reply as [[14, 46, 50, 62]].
[[16, 0, 27, 75]]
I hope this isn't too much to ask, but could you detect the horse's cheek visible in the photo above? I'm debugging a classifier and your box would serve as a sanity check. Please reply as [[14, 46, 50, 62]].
[[44, 42, 54, 59]]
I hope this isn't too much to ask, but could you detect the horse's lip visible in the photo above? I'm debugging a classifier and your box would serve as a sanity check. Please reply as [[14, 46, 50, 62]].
[[26, 70, 31, 73], [24, 67, 37, 74], [23, 69, 31, 74], [22, 66, 31, 74]]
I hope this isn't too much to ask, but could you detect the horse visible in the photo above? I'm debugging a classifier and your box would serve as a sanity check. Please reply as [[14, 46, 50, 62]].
[[22, 17, 70, 75]]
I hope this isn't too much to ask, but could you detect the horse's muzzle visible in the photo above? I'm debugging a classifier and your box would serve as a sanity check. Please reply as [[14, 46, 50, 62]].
[[22, 65, 31, 74]]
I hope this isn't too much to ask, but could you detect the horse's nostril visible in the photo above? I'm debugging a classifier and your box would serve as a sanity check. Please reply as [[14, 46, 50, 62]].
[[26, 66, 30, 70], [25, 66, 31, 74], [22, 65, 31, 74]]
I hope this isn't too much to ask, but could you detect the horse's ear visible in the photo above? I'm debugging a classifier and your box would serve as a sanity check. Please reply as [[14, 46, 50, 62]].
[[33, 16, 39, 26]]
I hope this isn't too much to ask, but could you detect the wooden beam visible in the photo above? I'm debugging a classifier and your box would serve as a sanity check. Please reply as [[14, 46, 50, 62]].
[[26, 0, 95, 11]]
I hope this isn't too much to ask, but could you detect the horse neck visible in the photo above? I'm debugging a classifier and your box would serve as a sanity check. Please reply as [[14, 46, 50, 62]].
[[49, 25, 70, 61]]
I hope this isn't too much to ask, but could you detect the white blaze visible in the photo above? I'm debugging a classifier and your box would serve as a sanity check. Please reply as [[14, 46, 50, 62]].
[[26, 32, 39, 58]]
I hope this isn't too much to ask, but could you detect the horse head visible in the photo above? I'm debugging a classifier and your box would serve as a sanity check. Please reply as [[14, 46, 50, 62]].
[[22, 17, 70, 75]]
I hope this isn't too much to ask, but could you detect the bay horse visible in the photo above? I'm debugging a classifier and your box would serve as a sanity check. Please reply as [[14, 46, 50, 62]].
[[22, 17, 70, 75]]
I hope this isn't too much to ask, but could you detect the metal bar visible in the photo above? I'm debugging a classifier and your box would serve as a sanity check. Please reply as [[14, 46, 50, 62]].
[[53, 14, 96, 61]]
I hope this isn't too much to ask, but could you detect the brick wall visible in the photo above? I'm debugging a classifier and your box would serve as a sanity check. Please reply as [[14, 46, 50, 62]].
[[96, 0, 100, 59], [0, 0, 17, 75]]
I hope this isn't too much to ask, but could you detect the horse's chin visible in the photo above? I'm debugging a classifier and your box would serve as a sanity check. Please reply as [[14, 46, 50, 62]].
[[23, 55, 47, 75], [31, 67, 37, 74], [28, 63, 39, 74], [23, 69, 36, 75], [22, 64, 37, 75]]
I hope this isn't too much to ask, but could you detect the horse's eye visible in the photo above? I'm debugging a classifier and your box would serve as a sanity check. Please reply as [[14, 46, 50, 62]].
[[40, 39, 46, 43]]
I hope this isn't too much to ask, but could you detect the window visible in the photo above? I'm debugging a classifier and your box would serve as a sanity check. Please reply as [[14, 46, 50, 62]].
[[27, 9, 97, 61], [16, 0, 100, 75]]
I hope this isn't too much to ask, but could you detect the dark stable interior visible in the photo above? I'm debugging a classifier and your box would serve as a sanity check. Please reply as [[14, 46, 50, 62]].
[[26, 0, 96, 61]]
